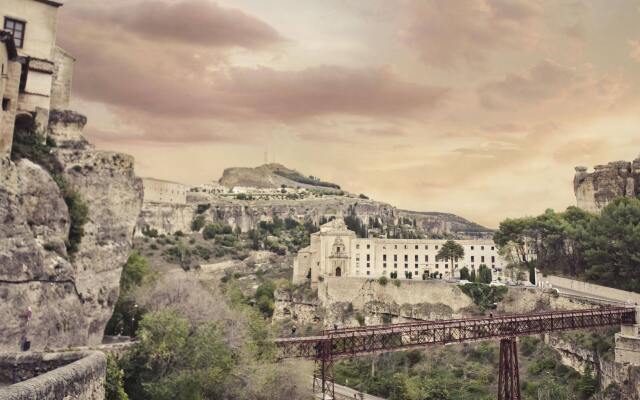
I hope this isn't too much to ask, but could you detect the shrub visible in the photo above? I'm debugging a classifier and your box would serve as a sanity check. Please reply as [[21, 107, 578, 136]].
[[105, 355, 128, 400], [392, 279, 401, 288], [191, 215, 206, 232], [355, 313, 365, 326], [142, 226, 158, 238], [196, 203, 210, 214], [378, 276, 388, 286], [64, 190, 89, 255], [174, 231, 184, 237]]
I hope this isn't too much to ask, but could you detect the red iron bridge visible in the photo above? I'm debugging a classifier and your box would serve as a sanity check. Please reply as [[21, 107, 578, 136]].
[[275, 306, 637, 400]]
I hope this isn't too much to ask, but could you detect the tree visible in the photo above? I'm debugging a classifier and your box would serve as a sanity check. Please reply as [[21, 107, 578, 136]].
[[470, 269, 477, 283], [478, 264, 492, 284], [459, 267, 470, 281], [436, 240, 464, 275]]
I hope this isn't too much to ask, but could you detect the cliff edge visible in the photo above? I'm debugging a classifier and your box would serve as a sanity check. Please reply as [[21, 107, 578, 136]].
[[0, 110, 143, 352]]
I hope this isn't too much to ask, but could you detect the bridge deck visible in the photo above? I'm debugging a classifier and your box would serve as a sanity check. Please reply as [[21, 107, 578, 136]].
[[276, 307, 636, 360]]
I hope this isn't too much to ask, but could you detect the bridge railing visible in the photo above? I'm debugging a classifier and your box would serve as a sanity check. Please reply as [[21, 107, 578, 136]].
[[275, 307, 636, 360]]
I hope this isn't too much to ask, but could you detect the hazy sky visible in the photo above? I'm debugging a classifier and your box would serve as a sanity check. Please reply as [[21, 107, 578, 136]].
[[58, 0, 640, 228]]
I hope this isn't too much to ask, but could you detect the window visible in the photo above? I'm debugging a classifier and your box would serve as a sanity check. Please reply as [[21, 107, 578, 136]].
[[394, 263, 398, 269], [336, 247, 340, 252], [394, 245, 397, 249], [491, 256, 495, 263], [415, 245, 419, 250], [435, 264, 439, 269], [366, 271, 370, 276], [383, 254, 387, 262], [383, 263, 387, 269], [471, 246, 474, 250], [2, 98, 9, 111], [367, 244, 370, 249], [491, 246, 495, 250], [366, 263, 370, 268], [471, 256, 475, 262], [366, 254, 370, 261], [404, 263, 408, 269], [425, 245, 428, 250], [415, 255, 419, 262], [481, 256, 485, 263], [394, 255, 398, 262], [414, 264, 418, 269], [403, 245, 407, 249], [481, 246, 485, 250], [435, 245, 439, 250], [356, 244, 360, 249], [404, 255, 408, 262]]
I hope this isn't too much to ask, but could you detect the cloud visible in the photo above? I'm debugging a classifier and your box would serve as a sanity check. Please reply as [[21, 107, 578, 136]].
[[477, 60, 626, 111], [630, 40, 640, 62], [399, 0, 542, 67], [478, 60, 574, 108], [68, 0, 284, 49]]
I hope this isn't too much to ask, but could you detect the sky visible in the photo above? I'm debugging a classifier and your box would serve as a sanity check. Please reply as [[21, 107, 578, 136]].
[[57, 0, 640, 228]]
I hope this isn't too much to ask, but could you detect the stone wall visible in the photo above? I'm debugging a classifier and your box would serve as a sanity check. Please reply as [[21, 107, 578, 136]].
[[142, 178, 188, 205], [50, 47, 75, 110], [542, 275, 640, 305], [574, 159, 640, 213], [0, 39, 21, 158], [0, 351, 106, 400]]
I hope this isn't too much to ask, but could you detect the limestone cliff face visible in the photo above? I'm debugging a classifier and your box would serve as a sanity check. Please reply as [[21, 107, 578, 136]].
[[0, 111, 142, 352], [138, 196, 491, 238], [574, 158, 640, 212]]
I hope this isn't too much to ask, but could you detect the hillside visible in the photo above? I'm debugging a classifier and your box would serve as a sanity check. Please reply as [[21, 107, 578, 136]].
[[219, 163, 341, 191]]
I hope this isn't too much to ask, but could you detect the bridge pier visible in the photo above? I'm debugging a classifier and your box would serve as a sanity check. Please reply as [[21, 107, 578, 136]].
[[313, 339, 335, 400], [615, 306, 640, 366], [498, 338, 521, 400]]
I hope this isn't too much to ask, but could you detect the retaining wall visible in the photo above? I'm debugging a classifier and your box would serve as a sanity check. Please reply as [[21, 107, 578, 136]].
[[0, 351, 106, 400], [543, 275, 640, 304]]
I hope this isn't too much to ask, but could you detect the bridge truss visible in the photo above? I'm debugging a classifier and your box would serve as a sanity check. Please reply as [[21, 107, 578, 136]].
[[275, 307, 636, 400]]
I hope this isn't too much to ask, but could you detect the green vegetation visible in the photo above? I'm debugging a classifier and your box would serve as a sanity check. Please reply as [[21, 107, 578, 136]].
[[273, 168, 341, 189], [378, 276, 389, 286], [190, 215, 206, 232], [459, 283, 507, 311], [105, 252, 155, 336], [494, 198, 640, 292], [195, 203, 210, 214], [255, 281, 276, 318], [460, 267, 470, 280], [60, 182, 89, 255], [334, 337, 592, 400], [105, 354, 129, 400], [436, 240, 465, 271]]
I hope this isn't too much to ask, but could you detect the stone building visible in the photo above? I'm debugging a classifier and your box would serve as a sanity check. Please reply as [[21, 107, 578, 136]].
[[574, 158, 640, 213], [0, 31, 20, 156], [142, 177, 189, 205], [0, 0, 73, 152], [294, 218, 507, 286]]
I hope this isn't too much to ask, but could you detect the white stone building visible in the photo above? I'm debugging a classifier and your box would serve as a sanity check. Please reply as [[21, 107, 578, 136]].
[[293, 219, 507, 286], [142, 178, 189, 205], [0, 0, 74, 140]]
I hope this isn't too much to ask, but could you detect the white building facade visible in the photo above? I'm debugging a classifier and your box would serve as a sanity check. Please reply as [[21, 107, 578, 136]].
[[0, 0, 73, 136], [293, 219, 507, 286]]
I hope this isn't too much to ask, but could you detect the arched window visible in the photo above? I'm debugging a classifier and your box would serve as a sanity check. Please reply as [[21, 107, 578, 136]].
[[335, 267, 342, 277]]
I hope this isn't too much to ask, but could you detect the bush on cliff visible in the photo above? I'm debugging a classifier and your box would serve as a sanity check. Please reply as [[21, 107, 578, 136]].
[[459, 283, 507, 311], [105, 354, 129, 400]]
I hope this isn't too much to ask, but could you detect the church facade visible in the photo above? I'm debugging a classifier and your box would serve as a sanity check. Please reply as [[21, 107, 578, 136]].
[[293, 219, 508, 286]]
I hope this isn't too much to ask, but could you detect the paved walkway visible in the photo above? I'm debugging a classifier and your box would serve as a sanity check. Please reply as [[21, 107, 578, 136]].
[[312, 380, 386, 400]]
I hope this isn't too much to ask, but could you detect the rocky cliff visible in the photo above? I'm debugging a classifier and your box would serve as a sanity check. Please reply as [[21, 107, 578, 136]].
[[219, 163, 341, 191], [138, 196, 491, 238], [0, 110, 142, 352], [574, 158, 640, 212]]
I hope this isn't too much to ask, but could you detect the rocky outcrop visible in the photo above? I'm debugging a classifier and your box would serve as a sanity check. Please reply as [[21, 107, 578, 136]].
[[219, 163, 340, 191], [0, 111, 143, 352], [548, 335, 640, 399], [138, 196, 491, 238], [574, 158, 640, 213]]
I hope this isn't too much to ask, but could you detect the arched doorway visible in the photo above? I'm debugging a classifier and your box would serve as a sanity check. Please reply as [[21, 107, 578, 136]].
[[335, 267, 342, 277]]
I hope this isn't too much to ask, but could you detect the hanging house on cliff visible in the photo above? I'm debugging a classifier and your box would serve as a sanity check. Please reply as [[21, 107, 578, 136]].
[[0, 0, 74, 157]]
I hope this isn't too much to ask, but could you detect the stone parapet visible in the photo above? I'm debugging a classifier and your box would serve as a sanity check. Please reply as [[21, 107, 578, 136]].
[[0, 351, 106, 400]]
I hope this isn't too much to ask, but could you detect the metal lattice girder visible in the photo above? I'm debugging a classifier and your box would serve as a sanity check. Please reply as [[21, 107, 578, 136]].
[[275, 307, 636, 361], [498, 338, 521, 400]]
